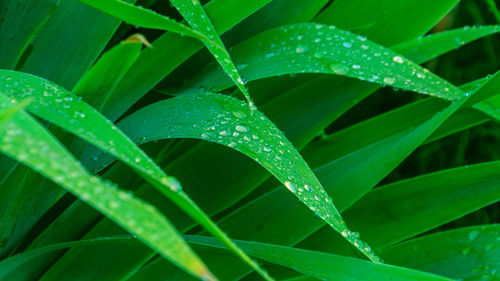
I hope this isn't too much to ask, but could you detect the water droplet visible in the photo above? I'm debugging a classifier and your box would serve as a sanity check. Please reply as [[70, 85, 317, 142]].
[[383, 77, 396, 85], [468, 230, 480, 240], [232, 111, 247, 119], [342, 42, 352, 48], [219, 130, 229, 136], [284, 181, 297, 193], [352, 64, 361, 69], [235, 125, 249, 133], [134, 157, 141, 163], [330, 63, 350, 75], [296, 45, 309, 53], [263, 147, 271, 152], [392, 56, 404, 64]]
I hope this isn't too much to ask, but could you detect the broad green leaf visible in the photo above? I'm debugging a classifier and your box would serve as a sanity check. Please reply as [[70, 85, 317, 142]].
[[181, 23, 467, 101], [101, 0, 273, 121], [0, 0, 58, 69], [381, 225, 500, 280], [0, 70, 267, 278], [170, 0, 255, 107], [0, 95, 215, 281], [86, 92, 380, 261], [185, 236, 452, 281], [77, 0, 210, 42], [72, 38, 143, 111]]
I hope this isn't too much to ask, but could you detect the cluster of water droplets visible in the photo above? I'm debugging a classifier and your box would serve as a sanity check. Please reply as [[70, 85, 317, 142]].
[[0, 106, 192, 263], [0, 71, 181, 193], [188, 23, 466, 100]]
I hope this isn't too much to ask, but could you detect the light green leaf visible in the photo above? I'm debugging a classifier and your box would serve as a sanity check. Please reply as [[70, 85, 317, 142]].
[[72, 38, 143, 111], [0, 70, 266, 278], [180, 23, 470, 100], [0, 95, 215, 281], [86, 92, 381, 262]]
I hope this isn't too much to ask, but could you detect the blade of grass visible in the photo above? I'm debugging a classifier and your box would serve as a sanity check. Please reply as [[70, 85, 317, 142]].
[[101, 0, 273, 121], [85, 92, 381, 262], [185, 235, 453, 281], [0, 95, 215, 281], [170, 0, 255, 107], [72, 36, 143, 111], [178, 24, 493, 101], [0, 70, 271, 279]]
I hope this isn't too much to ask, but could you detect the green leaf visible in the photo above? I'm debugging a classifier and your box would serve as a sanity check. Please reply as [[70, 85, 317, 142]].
[[0, 0, 58, 69], [181, 23, 468, 101], [185, 235, 453, 281], [0, 70, 266, 279], [72, 38, 143, 111], [381, 225, 500, 280], [88, 92, 380, 261], [170, 0, 255, 107], [0, 95, 215, 281], [77, 0, 210, 42]]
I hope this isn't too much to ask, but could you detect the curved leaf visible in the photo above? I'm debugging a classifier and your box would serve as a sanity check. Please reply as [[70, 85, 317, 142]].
[[180, 23, 470, 100], [0, 70, 264, 278], [86, 92, 381, 262], [0, 95, 215, 281]]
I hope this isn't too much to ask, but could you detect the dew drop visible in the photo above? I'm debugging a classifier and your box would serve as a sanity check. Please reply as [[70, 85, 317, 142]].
[[330, 63, 350, 75], [383, 77, 396, 85], [232, 111, 247, 119], [342, 42, 352, 48], [235, 125, 249, 133], [392, 55, 404, 64], [295, 45, 309, 54]]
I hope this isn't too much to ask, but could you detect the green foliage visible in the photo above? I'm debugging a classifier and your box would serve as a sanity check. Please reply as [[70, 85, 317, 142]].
[[0, 0, 499, 280]]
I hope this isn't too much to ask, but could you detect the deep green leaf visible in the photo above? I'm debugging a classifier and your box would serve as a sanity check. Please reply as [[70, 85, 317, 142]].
[[0, 95, 215, 281]]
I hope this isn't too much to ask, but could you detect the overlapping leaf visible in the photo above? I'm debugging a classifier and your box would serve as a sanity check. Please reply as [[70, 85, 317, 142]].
[[0, 95, 214, 280]]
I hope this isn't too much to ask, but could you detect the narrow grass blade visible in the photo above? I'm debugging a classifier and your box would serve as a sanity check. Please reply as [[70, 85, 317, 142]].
[[381, 225, 500, 280], [180, 23, 474, 100], [170, 0, 255, 107], [72, 36, 143, 111], [0, 95, 215, 281], [185, 236, 452, 281], [0, 70, 268, 279], [0, 0, 58, 69], [77, 0, 210, 42], [88, 93, 381, 262]]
